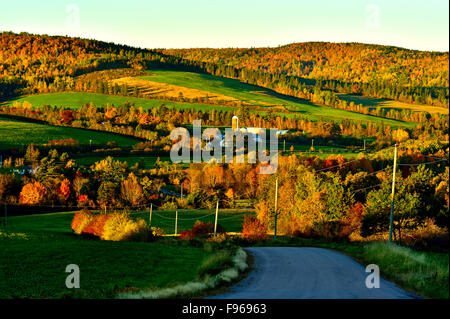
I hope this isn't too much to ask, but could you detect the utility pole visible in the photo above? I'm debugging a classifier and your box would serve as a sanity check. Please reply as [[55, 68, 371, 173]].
[[214, 201, 219, 237], [274, 177, 278, 239], [389, 144, 398, 244], [149, 204, 153, 227], [175, 210, 178, 235], [363, 139, 366, 151]]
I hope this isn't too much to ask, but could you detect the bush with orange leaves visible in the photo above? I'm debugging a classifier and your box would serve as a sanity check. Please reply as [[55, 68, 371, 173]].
[[241, 216, 267, 241], [71, 211, 157, 241], [82, 214, 111, 237], [19, 182, 46, 205], [71, 211, 94, 234], [179, 220, 225, 239]]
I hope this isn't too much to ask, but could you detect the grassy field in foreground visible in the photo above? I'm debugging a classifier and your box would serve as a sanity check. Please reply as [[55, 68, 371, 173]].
[[339, 94, 449, 115], [0, 210, 447, 299], [0, 117, 140, 150], [0, 210, 228, 298]]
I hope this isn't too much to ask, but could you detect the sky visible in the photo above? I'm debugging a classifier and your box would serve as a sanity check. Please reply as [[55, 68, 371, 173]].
[[0, 0, 448, 51]]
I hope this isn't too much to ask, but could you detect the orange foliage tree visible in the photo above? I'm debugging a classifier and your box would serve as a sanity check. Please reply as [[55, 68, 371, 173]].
[[58, 179, 71, 201], [19, 182, 46, 205]]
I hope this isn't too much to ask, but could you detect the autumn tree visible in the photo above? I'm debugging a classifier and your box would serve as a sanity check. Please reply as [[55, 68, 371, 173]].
[[58, 179, 71, 201], [24, 144, 40, 164], [19, 182, 46, 205], [121, 173, 144, 207]]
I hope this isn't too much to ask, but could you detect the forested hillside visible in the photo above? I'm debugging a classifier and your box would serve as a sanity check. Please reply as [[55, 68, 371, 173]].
[[1, 33, 448, 110], [163, 42, 449, 107], [0, 32, 150, 97]]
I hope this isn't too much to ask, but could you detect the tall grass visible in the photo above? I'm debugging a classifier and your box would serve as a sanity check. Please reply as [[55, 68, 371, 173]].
[[119, 248, 248, 299], [363, 242, 449, 299]]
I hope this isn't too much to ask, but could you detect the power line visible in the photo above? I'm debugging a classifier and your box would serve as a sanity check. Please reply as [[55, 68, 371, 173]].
[[397, 158, 448, 166]]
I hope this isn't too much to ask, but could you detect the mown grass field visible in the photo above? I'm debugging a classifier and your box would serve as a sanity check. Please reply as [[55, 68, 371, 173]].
[[1, 92, 234, 112], [2, 69, 414, 128], [111, 76, 240, 104], [339, 94, 449, 115], [130, 208, 254, 235], [0, 117, 140, 150], [138, 69, 415, 127], [0, 208, 251, 298]]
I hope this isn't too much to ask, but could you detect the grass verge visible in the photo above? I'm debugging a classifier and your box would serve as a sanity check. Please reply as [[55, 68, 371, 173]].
[[118, 247, 248, 299]]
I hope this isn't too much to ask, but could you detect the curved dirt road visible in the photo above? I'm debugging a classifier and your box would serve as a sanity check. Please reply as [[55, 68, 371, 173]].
[[209, 247, 419, 299]]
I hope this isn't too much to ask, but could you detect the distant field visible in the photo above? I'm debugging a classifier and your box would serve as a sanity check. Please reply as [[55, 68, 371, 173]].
[[0, 117, 139, 150], [282, 143, 363, 159], [75, 155, 172, 168], [339, 94, 449, 115], [2, 69, 416, 128], [1, 92, 234, 112], [138, 69, 416, 127], [130, 208, 254, 235], [111, 76, 242, 105]]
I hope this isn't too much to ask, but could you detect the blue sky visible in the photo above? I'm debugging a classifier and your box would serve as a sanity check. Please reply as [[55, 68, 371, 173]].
[[0, 0, 448, 51]]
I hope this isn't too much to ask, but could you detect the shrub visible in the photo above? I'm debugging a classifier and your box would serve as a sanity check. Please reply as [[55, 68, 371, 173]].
[[160, 201, 178, 210], [179, 229, 193, 240], [206, 232, 228, 243], [179, 221, 225, 240], [101, 212, 155, 242], [191, 220, 214, 237], [241, 216, 267, 241], [82, 213, 111, 237], [71, 211, 93, 234], [401, 219, 449, 251], [125, 219, 155, 242], [151, 227, 165, 237]]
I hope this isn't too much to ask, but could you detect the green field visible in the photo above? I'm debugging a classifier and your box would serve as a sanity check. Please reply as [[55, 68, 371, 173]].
[[130, 208, 254, 234], [0, 211, 216, 298], [139, 69, 415, 127], [1, 69, 415, 128], [0, 208, 252, 298], [0, 117, 140, 150], [2, 92, 234, 112], [338, 94, 448, 115]]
